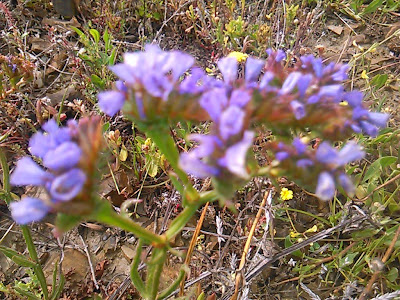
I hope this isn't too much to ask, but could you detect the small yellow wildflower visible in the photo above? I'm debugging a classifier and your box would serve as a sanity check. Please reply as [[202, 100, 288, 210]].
[[280, 187, 293, 200], [227, 51, 248, 63], [339, 101, 348, 106], [361, 70, 369, 79]]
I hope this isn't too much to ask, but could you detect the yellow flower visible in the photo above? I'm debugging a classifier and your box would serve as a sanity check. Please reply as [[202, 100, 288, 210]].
[[339, 101, 348, 106], [361, 70, 369, 79], [227, 51, 248, 63], [280, 188, 293, 200]]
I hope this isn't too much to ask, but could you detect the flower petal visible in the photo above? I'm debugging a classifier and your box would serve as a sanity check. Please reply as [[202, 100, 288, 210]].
[[50, 169, 86, 202], [98, 90, 126, 117], [43, 142, 82, 171], [10, 197, 50, 224], [315, 172, 335, 201], [10, 157, 50, 186]]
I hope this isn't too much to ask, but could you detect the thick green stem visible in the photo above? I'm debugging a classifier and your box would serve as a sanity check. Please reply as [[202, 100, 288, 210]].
[[130, 239, 147, 297], [146, 248, 167, 300], [95, 201, 165, 246]]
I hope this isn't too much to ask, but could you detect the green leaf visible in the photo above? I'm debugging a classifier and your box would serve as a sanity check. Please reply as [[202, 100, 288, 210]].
[[387, 267, 398, 282], [370, 74, 388, 90], [147, 160, 158, 177], [103, 28, 110, 51], [91, 74, 105, 89], [362, 156, 397, 183], [0, 246, 36, 268], [119, 145, 128, 162], [89, 29, 100, 44], [14, 286, 41, 300], [108, 48, 117, 65], [339, 252, 358, 268], [284, 236, 303, 258], [55, 214, 82, 232], [361, 0, 383, 15]]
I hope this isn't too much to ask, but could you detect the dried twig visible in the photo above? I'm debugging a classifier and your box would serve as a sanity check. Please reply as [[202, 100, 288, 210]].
[[179, 202, 210, 296], [230, 190, 271, 300]]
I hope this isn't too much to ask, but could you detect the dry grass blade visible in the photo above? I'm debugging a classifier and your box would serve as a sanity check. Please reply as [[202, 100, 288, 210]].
[[359, 225, 400, 300], [179, 202, 210, 296], [230, 190, 270, 300]]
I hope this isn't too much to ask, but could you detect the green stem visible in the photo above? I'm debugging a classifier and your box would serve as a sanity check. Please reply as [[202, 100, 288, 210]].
[[130, 239, 147, 297], [165, 190, 218, 241], [21, 227, 49, 300], [95, 201, 165, 246], [146, 248, 167, 300], [144, 127, 199, 203], [0, 148, 12, 205], [0, 148, 49, 300]]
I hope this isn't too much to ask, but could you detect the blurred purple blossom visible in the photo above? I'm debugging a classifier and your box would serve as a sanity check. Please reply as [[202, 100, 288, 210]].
[[9, 120, 86, 224]]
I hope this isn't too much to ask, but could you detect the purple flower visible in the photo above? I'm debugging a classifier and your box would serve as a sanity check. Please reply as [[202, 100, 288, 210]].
[[50, 169, 86, 202], [245, 57, 264, 83], [9, 120, 87, 224], [29, 120, 71, 159], [230, 89, 251, 108], [266, 49, 286, 62], [219, 106, 245, 140], [10, 157, 51, 186], [343, 91, 363, 107], [281, 72, 302, 94], [10, 197, 50, 225], [218, 57, 238, 83], [368, 112, 389, 128], [318, 85, 344, 100], [43, 142, 82, 171], [179, 135, 220, 178], [200, 88, 228, 121], [98, 90, 126, 117], [219, 131, 254, 178], [259, 72, 276, 91], [338, 173, 355, 196], [290, 100, 306, 120], [316, 172, 336, 201], [337, 142, 364, 165], [331, 64, 349, 81], [179, 152, 219, 178], [292, 138, 307, 155], [316, 142, 338, 165], [297, 74, 313, 97], [276, 151, 290, 161], [296, 159, 313, 168]]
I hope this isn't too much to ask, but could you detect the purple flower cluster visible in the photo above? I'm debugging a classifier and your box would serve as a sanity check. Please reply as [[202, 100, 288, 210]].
[[179, 57, 258, 180], [252, 52, 389, 138], [275, 139, 365, 200], [98, 45, 390, 201], [10, 120, 86, 224], [98, 44, 197, 118]]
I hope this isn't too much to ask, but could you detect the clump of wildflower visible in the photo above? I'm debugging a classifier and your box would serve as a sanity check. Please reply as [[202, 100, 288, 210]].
[[9, 117, 101, 224], [98, 44, 214, 122], [280, 188, 293, 200]]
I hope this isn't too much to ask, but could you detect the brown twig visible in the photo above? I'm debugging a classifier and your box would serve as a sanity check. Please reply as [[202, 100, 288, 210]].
[[179, 202, 210, 296], [356, 173, 400, 202], [359, 225, 400, 300], [230, 190, 270, 300]]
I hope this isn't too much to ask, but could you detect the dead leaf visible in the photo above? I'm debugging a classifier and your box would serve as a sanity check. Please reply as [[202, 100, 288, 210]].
[[327, 25, 343, 35]]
